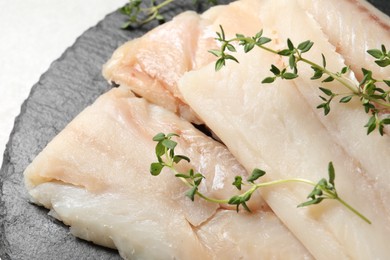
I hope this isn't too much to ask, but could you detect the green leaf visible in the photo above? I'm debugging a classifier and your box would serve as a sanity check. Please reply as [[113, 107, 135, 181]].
[[375, 59, 390, 67], [341, 66, 349, 74], [208, 49, 222, 57], [262, 77, 276, 84], [367, 48, 383, 59], [270, 65, 281, 75], [322, 76, 334, 83], [311, 68, 323, 80], [278, 49, 291, 56], [328, 162, 335, 186], [155, 142, 165, 157], [289, 54, 296, 69], [162, 139, 177, 149], [364, 115, 377, 135], [215, 58, 225, 71], [150, 162, 164, 176], [287, 38, 294, 50], [173, 155, 190, 163], [225, 54, 239, 63], [232, 176, 243, 190], [228, 195, 241, 205], [282, 72, 298, 80], [247, 168, 266, 183], [383, 80, 390, 87], [227, 44, 237, 52], [297, 197, 324, 207], [381, 118, 390, 125], [322, 53, 327, 68], [257, 37, 271, 46], [297, 40, 314, 53], [319, 87, 333, 96], [244, 42, 255, 53], [186, 186, 198, 201], [175, 173, 190, 179], [339, 95, 353, 103], [153, 133, 166, 142]]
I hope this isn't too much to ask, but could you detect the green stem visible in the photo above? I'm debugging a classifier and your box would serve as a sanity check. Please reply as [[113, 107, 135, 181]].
[[299, 57, 359, 94], [336, 197, 372, 224]]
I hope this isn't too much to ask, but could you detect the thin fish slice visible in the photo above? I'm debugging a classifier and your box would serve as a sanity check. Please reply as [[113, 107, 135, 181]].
[[297, 0, 390, 81], [102, 0, 264, 124], [24, 86, 310, 259], [179, 6, 390, 255]]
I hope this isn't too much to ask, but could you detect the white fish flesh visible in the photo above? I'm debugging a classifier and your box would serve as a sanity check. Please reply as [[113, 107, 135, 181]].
[[179, 1, 390, 259], [24, 86, 311, 259], [102, 0, 265, 124]]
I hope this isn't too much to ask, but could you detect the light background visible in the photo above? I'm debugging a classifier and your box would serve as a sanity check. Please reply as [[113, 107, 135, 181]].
[[0, 0, 128, 166]]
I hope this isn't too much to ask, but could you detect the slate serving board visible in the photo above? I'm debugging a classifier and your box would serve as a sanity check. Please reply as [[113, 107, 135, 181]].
[[0, 1, 388, 259]]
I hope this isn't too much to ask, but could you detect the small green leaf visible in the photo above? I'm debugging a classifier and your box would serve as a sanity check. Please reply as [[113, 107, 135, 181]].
[[186, 186, 198, 201], [215, 58, 225, 71], [150, 162, 164, 176], [270, 65, 281, 75], [208, 49, 222, 57], [278, 49, 291, 56], [173, 155, 191, 163], [227, 44, 237, 52], [257, 37, 271, 46], [247, 168, 266, 183], [232, 176, 243, 190], [175, 173, 190, 179], [322, 76, 334, 83], [375, 59, 390, 67], [162, 139, 177, 150], [365, 115, 377, 135], [228, 195, 241, 205], [322, 53, 327, 68], [297, 197, 324, 207], [339, 95, 353, 103], [153, 133, 166, 142], [283, 72, 298, 80], [297, 40, 314, 53], [289, 55, 296, 69], [155, 142, 165, 157], [244, 42, 255, 53], [311, 68, 323, 80], [319, 87, 333, 96], [287, 38, 294, 50], [328, 162, 335, 186], [341, 66, 349, 74], [384, 80, 390, 87], [262, 77, 276, 84], [367, 49, 383, 59], [225, 54, 239, 63]]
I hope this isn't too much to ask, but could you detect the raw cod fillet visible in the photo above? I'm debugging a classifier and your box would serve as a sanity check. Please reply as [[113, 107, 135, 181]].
[[24, 86, 312, 259], [178, 1, 390, 259], [102, 0, 264, 124], [297, 0, 390, 81]]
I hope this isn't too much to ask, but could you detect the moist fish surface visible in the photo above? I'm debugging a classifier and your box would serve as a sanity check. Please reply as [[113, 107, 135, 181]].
[[24, 86, 312, 259], [179, 1, 390, 259], [102, 0, 264, 124]]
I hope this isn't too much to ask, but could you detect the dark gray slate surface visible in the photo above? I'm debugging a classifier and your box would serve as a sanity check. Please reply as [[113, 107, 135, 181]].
[[0, 1, 388, 259]]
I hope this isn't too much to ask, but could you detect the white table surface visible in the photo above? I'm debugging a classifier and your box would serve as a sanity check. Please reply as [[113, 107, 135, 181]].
[[0, 0, 128, 167]]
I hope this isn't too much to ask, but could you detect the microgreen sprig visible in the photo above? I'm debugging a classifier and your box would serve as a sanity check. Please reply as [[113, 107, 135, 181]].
[[120, 0, 218, 28], [209, 26, 390, 135], [151, 133, 371, 224]]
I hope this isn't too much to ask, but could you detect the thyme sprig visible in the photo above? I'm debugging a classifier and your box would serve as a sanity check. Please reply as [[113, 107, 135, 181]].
[[150, 133, 371, 224], [120, 0, 217, 28], [209, 26, 390, 135]]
